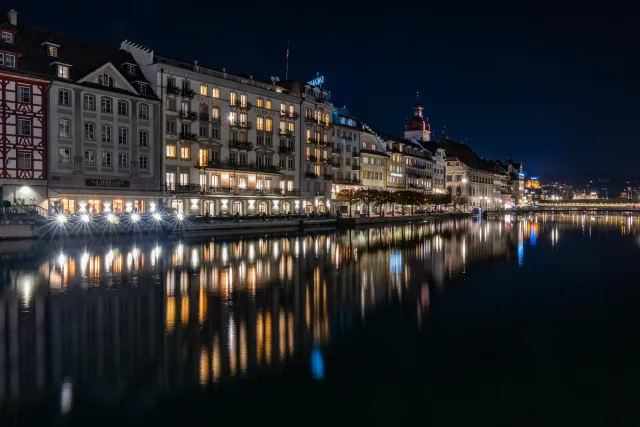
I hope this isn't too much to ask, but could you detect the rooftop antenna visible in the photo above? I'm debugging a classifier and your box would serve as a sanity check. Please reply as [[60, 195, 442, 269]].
[[285, 41, 290, 80]]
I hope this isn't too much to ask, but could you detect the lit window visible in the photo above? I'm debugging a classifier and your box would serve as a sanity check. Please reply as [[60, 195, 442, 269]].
[[256, 117, 264, 131], [47, 45, 58, 57], [288, 122, 295, 132], [18, 86, 30, 103], [240, 94, 248, 107], [166, 145, 177, 158], [211, 107, 220, 119], [212, 87, 220, 98], [57, 65, 70, 78], [265, 118, 273, 132], [230, 91, 237, 105], [266, 99, 272, 110], [2, 31, 12, 43], [256, 98, 264, 108], [180, 146, 190, 160], [200, 84, 208, 96]]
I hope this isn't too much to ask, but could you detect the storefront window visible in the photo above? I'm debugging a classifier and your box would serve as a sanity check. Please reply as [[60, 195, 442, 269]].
[[133, 200, 145, 213], [318, 201, 326, 213], [282, 202, 291, 214], [112, 199, 124, 214], [232, 201, 242, 215], [88, 199, 101, 214], [305, 202, 313, 214], [61, 199, 75, 214], [258, 201, 268, 214]]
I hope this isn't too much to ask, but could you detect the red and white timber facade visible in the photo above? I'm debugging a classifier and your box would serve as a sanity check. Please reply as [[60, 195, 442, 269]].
[[0, 72, 48, 206]]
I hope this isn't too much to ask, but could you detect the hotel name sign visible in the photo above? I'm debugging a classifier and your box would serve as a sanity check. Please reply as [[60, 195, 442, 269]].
[[85, 179, 130, 188]]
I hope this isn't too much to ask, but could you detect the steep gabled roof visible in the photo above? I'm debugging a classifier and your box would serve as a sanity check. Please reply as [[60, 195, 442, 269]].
[[0, 17, 157, 100], [437, 137, 499, 173]]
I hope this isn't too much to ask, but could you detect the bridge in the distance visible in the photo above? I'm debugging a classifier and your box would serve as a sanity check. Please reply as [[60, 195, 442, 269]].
[[485, 200, 640, 215]]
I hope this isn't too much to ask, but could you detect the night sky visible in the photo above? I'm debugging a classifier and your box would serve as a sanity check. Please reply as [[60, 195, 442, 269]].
[[16, 0, 640, 178]]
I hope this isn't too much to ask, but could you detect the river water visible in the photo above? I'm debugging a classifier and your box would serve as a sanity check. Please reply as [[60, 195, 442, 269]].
[[0, 214, 638, 426]]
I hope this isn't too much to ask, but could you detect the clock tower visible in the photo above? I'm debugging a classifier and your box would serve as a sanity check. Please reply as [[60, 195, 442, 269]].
[[404, 104, 431, 141]]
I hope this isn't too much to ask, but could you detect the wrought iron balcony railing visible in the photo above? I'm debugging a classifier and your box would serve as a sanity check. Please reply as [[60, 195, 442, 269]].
[[230, 100, 252, 110], [278, 130, 295, 137], [181, 88, 195, 99], [166, 85, 181, 96], [288, 112, 300, 119], [305, 172, 320, 179], [200, 159, 281, 173], [199, 113, 209, 121], [230, 121, 253, 129], [351, 164, 361, 170], [179, 132, 198, 141], [179, 110, 198, 120], [229, 140, 254, 150], [307, 155, 318, 162], [279, 146, 295, 153]]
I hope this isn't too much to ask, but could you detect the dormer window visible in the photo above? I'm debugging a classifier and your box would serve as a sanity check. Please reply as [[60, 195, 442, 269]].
[[98, 73, 113, 87], [57, 64, 69, 78], [137, 83, 147, 94], [2, 31, 12, 44], [127, 64, 135, 75], [48, 45, 58, 57]]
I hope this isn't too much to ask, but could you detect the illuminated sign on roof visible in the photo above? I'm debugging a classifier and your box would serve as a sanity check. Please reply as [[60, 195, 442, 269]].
[[307, 74, 325, 87]]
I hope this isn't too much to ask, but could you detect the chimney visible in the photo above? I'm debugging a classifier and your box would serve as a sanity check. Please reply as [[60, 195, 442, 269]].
[[8, 9, 17, 26]]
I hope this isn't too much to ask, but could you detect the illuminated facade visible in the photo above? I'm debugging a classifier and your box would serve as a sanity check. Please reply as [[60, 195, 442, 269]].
[[123, 41, 304, 215], [0, 10, 49, 208]]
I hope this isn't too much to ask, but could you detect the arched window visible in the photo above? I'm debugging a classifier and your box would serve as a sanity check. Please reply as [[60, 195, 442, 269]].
[[98, 73, 113, 87]]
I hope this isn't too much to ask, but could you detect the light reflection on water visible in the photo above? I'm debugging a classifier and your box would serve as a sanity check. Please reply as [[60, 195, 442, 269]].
[[0, 213, 639, 416]]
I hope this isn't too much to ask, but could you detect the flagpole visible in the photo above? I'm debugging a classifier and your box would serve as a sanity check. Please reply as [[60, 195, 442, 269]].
[[285, 41, 290, 80]]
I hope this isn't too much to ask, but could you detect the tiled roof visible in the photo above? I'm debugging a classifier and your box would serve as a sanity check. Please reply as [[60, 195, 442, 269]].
[[0, 18, 157, 99], [437, 137, 499, 173], [360, 148, 389, 157]]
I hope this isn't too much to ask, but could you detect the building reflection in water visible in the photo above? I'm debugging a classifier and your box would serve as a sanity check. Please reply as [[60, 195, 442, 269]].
[[1, 213, 637, 410]]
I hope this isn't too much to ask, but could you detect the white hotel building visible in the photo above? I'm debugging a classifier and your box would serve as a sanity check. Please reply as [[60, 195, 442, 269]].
[[122, 41, 327, 216]]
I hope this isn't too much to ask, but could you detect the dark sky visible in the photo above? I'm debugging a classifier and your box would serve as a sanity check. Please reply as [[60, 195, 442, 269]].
[[16, 0, 640, 178]]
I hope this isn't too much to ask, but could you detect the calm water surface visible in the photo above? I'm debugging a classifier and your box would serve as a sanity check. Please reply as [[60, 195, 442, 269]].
[[1, 215, 639, 426]]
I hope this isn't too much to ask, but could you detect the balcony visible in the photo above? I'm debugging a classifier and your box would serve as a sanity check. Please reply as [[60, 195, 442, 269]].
[[278, 130, 295, 138], [181, 88, 196, 99], [179, 110, 198, 120], [211, 116, 222, 123], [229, 140, 254, 150], [307, 155, 318, 162], [332, 162, 341, 168], [334, 177, 361, 185], [351, 151, 360, 157], [200, 159, 281, 173], [304, 115, 315, 123], [352, 164, 361, 170], [179, 132, 198, 142], [230, 121, 252, 130], [305, 172, 320, 179], [323, 173, 333, 180], [166, 85, 181, 96], [332, 147, 342, 154], [171, 183, 200, 193], [279, 146, 295, 153], [199, 113, 210, 121], [288, 112, 299, 119], [230, 100, 252, 110]]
